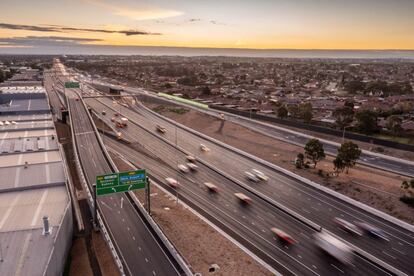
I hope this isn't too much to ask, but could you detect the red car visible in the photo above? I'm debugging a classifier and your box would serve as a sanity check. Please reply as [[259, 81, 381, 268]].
[[271, 228, 297, 245]]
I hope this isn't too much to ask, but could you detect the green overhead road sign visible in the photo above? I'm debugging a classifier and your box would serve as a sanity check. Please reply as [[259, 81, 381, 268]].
[[64, 81, 80, 89], [96, 169, 147, 196]]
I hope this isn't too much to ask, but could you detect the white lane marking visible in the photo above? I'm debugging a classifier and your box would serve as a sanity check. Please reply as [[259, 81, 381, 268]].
[[0, 194, 21, 230], [312, 265, 317, 269], [15, 233, 32, 276], [145, 258, 149, 263], [330, 264, 344, 274], [300, 232, 309, 239], [138, 246, 141, 251], [382, 251, 396, 259], [31, 189, 49, 226], [152, 271, 156, 275], [392, 247, 406, 255], [301, 208, 310, 214]]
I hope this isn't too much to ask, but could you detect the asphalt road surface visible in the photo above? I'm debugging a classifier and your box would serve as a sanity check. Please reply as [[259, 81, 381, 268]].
[[48, 65, 184, 276], [82, 92, 412, 275], [120, 84, 414, 178]]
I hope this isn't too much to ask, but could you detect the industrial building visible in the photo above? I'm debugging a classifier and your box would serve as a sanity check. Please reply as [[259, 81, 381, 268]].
[[0, 81, 72, 275]]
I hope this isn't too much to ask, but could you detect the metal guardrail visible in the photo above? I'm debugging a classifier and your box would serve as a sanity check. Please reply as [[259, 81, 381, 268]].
[[57, 142, 84, 232], [140, 101, 414, 234], [67, 92, 128, 276], [137, 102, 412, 276], [78, 89, 192, 275]]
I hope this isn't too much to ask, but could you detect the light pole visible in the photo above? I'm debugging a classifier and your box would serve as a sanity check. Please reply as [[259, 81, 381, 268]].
[[175, 126, 179, 204], [342, 125, 351, 143]]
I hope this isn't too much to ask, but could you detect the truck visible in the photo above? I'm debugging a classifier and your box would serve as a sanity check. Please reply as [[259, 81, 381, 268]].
[[314, 231, 353, 264]]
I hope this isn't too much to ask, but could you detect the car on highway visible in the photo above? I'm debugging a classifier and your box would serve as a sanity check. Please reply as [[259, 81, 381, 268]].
[[102, 110, 106, 115], [252, 169, 269, 181], [200, 144, 210, 152], [165, 177, 179, 188], [186, 163, 198, 171], [354, 221, 388, 240], [111, 117, 115, 122], [204, 182, 219, 193], [120, 117, 128, 126], [75, 97, 80, 101], [186, 155, 196, 162], [234, 192, 252, 204], [314, 231, 353, 265], [270, 227, 296, 245], [156, 124, 167, 133], [178, 164, 189, 173], [334, 218, 362, 236], [245, 171, 260, 182], [4, 121, 10, 125], [116, 132, 122, 140]]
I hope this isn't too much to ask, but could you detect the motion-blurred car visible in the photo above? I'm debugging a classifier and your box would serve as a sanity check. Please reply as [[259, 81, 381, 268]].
[[200, 144, 210, 152], [178, 164, 189, 173], [271, 227, 296, 245], [334, 218, 363, 236], [252, 169, 269, 181], [245, 171, 260, 182], [186, 163, 198, 171], [165, 177, 179, 188], [156, 124, 167, 133], [314, 231, 353, 265], [234, 192, 252, 204], [354, 221, 388, 240], [186, 155, 196, 163], [204, 182, 219, 193]]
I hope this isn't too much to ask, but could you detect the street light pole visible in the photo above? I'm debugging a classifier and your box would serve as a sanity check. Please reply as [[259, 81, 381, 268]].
[[342, 126, 350, 143]]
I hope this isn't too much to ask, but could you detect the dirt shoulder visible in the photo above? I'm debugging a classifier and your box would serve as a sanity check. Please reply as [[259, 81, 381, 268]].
[[109, 152, 272, 276], [148, 103, 414, 224]]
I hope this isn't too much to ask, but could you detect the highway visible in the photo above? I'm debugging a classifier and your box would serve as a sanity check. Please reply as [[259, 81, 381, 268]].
[[81, 91, 409, 275], [47, 63, 186, 276], [113, 84, 414, 178]]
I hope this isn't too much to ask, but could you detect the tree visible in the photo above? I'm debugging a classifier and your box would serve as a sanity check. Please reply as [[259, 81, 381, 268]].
[[344, 100, 355, 109], [277, 105, 288, 119], [386, 115, 403, 134], [287, 104, 300, 118], [333, 156, 346, 174], [295, 153, 305, 169], [333, 106, 354, 129], [201, 86, 211, 95], [335, 141, 361, 173], [400, 179, 414, 206], [299, 102, 313, 123], [304, 139, 325, 168], [355, 110, 378, 135], [344, 80, 365, 94]]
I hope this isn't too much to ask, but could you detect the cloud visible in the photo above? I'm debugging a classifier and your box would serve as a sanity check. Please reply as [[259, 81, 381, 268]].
[[209, 20, 226, 26], [84, 0, 183, 21], [0, 23, 161, 36], [0, 36, 103, 47]]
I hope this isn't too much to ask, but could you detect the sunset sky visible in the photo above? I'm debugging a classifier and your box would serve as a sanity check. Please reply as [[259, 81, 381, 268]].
[[0, 0, 413, 52]]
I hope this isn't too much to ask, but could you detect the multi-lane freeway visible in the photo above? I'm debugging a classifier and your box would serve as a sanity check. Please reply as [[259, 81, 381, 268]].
[[78, 82, 414, 275], [100, 82, 414, 178], [46, 62, 187, 276]]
